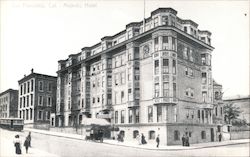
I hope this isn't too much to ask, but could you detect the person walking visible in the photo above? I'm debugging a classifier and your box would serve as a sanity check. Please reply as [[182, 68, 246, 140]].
[[24, 137, 29, 153], [181, 134, 186, 146], [13, 135, 22, 155], [136, 133, 141, 145], [141, 133, 147, 144], [27, 132, 31, 147], [218, 133, 222, 142], [156, 134, 160, 148]]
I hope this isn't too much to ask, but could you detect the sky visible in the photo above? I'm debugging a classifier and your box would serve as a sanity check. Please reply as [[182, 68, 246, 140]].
[[0, 0, 249, 98]]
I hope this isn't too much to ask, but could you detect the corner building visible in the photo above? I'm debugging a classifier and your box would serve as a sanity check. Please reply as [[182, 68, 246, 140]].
[[56, 8, 217, 145], [18, 70, 57, 128]]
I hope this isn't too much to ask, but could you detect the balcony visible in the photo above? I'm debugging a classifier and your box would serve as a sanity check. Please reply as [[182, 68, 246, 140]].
[[153, 97, 178, 105]]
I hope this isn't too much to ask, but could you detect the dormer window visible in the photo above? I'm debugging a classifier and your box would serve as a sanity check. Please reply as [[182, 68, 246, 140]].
[[184, 26, 187, 32], [162, 16, 168, 25], [154, 17, 159, 27]]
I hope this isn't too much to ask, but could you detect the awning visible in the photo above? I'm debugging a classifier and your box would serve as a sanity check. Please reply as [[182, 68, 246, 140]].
[[81, 118, 110, 126]]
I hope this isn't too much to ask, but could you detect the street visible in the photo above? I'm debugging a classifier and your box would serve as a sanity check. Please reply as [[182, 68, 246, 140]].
[[1, 128, 249, 157]]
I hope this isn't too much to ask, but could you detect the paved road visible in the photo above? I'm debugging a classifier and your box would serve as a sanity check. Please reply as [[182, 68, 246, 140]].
[[1, 129, 249, 157]]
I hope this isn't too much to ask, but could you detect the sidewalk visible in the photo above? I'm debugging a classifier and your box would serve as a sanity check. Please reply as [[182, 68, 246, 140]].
[[0, 129, 58, 157], [24, 128, 250, 151]]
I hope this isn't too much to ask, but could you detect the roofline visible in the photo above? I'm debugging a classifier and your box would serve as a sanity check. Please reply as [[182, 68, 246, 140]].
[[0, 89, 18, 97], [18, 72, 57, 83]]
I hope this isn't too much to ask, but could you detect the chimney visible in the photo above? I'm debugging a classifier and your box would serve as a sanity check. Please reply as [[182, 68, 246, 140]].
[[31, 68, 34, 74]]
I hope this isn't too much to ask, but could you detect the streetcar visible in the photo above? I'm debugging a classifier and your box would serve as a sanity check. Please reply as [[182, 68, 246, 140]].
[[0, 118, 24, 131]]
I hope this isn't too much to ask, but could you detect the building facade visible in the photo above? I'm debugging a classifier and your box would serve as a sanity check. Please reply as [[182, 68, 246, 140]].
[[56, 8, 218, 145], [0, 89, 18, 118], [18, 69, 57, 128], [224, 96, 250, 125]]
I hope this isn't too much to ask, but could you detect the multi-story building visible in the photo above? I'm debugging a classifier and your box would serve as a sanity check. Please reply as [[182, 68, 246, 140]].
[[0, 89, 18, 118], [18, 69, 57, 128], [56, 8, 218, 145]]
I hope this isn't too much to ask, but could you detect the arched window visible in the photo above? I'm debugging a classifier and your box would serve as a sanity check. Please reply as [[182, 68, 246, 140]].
[[174, 130, 180, 141], [201, 131, 206, 139], [149, 130, 155, 140], [133, 130, 139, 138]]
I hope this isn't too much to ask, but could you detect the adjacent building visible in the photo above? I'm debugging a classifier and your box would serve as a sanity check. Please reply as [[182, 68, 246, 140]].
[[0, 89, 18, 118], [224, 96, 250, 124], [56, 8, 219, 145], [18, 69, 57, 128]]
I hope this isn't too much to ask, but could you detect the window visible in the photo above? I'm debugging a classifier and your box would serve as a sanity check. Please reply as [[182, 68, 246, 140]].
[[48, 82, 52, 92], [148, 106, 153, 122], [157, 105, 162, 122], [220, 107, 223, 116], [215, 107, 218, 116], [30, 94, 33, 106], [135, 88, 140, 99], [30, 109, 32, 120], [201, 54, 206, 65], [198, 110, 200, 119], [27, 82, 30, 93], [47, 111, 50, 120], [185, 67, 188, 75], [154, 83, 159, 98], [19, 111, 21, 118], [92, 97, 95, 104], [172, 37, 176, 50], [154, 37, 159, 51], [184, 26, 187, 32], [20, 98, 22, 108], [31, 80, 34, 92], [38, 110, 43, 120], [149, 131, 155, 140], [163, 82, 169, 97], [174, 130, 180, 140], [23, 97, 26, 107], [162, 59, 169, 73], [183, 47, 188, 59], [189, 68, 193, 77], [202, 110, 205, 123], [121, 110, 125, 123], [133, 130, 139, 138], [201, 131, 206, 139], [128, 109, 133, 123], [154, 17, 158, 27], [202, 72, 207, 84], [162, 16, 168, 25], [121, 91, 125, 103], [39, 96, 43, 106], [162, 36, 168, 49], [26, 95, 29, 107], [172, 59, 176, 74], [47, 96, 52, 106], [135, 108, 139, 123], [173, 83, 177, 98], [121, 72, 125, 85], [202, 92, 207, 102], [154, 60, 159, 75], [134, 47, 140, 59], [39, 81, 43, 91], [115, 74, 119, 86], [21, 85, 23, 95], [24, 83, 26, 94], [107, 76, 112, 86], [115, 111, 118, 124]]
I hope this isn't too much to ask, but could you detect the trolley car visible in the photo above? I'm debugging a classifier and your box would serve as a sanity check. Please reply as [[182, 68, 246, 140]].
[[0, 118, 24, 131]]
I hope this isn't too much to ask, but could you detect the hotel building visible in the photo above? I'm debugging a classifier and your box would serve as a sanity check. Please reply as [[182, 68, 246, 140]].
[[18, 69, 57, 128], [56, 8, 219, 145], [0, 89, 18, 118]]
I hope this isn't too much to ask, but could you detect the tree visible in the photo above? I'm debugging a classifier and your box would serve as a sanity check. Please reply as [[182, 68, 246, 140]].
[[223, 103, 242, 124]]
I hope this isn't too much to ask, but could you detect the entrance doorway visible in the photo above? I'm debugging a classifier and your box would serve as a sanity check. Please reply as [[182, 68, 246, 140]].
[[210, 128, 214, 142]]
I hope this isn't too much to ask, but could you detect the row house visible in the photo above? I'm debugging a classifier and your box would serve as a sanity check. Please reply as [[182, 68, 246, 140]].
[[18, 69, 57, 128]]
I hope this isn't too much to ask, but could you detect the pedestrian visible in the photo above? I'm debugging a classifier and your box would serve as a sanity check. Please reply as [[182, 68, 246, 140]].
[[218, 133, 222, 142], [156, 134, 160, 148], [13, 135, 22, 155], [141, 133, 147, 144], [24, 137, 29, 153], [136, 133, 141, 145], [182, 134, 186, 146], [186, 135, 190, 147], [27, 132, 31, 147]]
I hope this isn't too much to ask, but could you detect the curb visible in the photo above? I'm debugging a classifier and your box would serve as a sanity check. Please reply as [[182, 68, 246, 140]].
[[24, 129, 250, 151]]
